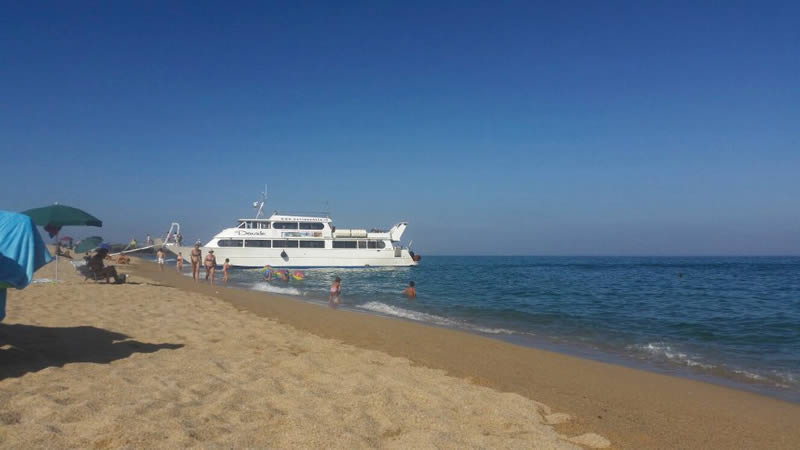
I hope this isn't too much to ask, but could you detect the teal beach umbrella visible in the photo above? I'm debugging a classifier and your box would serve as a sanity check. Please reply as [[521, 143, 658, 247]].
[[22, 203, 102, 237], [75, 236, 104, 254], [21, 203, 102, 280], [0, 211, 53, 321]]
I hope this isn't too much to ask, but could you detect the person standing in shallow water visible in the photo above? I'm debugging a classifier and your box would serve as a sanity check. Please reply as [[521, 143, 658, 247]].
[[205, 250, 217, 284], [403, 281, 416, 299], [190, 243, 202, 281], [156, 247, 166, 271], [176, 252, 183, 272], [329, 277, 341, 308], [222, 258, 231, 284]]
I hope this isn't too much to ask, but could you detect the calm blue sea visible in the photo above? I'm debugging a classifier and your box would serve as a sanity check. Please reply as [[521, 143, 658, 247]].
[[161, 255, 800, 402]]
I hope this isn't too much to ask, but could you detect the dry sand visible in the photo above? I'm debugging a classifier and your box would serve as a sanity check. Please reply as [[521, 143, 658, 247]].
[[0, 256, 606, 448]]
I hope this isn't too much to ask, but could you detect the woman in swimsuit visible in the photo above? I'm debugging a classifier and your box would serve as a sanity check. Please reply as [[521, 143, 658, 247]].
[[329, 277, 341, 308], [176, 252, 183, 272], [190, 244, 202, 281], [204, 250, 217, 284]]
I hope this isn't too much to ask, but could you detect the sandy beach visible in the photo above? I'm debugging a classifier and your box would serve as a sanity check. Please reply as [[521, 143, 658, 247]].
[[1, 256, 606, 448], [2, 256, 800, 448]]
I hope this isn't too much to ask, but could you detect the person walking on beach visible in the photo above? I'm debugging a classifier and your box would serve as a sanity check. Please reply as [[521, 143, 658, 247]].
[[403, 281, 416, 299], [204, 250, 217, 284], [156, 247, 166, 271], [223, 258, 231, 284], [190, 243, 202, 280], [176, 252, 183, 272], [329, 277, 341, 308]]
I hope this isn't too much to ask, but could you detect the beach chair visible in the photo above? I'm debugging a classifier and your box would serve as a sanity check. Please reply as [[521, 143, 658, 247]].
[[78, 260, 104, 282], [80, 257, 126, 283]]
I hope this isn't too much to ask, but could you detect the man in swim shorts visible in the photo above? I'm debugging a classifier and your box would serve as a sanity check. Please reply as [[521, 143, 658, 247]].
[[156, 247, 166, 271]]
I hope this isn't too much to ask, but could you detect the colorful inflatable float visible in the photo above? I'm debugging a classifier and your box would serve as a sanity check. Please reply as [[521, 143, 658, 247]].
[[262, 265, 304, 282]]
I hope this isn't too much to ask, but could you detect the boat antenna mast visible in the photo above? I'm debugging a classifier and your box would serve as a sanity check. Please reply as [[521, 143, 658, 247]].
[[253, 184, 267, 219]]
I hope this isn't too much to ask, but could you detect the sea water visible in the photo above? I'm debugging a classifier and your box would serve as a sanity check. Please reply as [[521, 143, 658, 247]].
[[164, 256, 800, 402]]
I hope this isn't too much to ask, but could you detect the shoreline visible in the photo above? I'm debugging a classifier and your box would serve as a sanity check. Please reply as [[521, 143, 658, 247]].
[[128, 258, 800, 449], [152, 255, 800, 404]]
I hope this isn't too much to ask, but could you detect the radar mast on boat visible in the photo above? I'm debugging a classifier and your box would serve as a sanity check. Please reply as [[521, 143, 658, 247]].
[[253, 184, 267, 219]]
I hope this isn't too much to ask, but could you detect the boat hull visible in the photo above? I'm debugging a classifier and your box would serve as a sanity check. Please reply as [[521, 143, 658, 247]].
[[164, 244, 418, 268]]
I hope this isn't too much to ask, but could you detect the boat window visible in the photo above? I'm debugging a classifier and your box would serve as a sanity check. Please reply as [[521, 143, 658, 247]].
[[217, 239, 243, 247], [273, 222, 299, 230], [377, 240, 386, 249], [333, 241, 357, 249], [358, 241, 367, 249], [236, 222, 245, 228], [368, 240, 377, 249], [258, 222, 271, 229], [299, 222, 324, 230], [245, 240, 271, 247], [272, 240, 299, 248], [299, 240, 325, 248]]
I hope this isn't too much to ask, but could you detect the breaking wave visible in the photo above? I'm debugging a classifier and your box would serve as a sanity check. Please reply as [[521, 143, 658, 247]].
[[356, 301, 516, 335]]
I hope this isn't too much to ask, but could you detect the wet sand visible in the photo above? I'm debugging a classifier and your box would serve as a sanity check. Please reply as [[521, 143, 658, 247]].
[[127, 258, 800, 449], [1, 256, 605, 448]]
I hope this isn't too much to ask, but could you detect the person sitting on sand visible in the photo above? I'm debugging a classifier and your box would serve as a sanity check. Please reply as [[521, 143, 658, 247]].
[[55, 242, 73, 259], [117, 253, 130, 264], [204, 250, 217, 284], [156, 247, 166, 271], [176, 252, 183, 271], [190, 243, 202, 281], [223, 258, 231, 284], [403, 281, 416, 299], [329, 277, 341, 307], [88, 248, 124, 284]]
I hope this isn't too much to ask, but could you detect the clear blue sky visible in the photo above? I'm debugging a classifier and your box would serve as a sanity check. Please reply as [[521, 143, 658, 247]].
[[2, 1, 798, 255]]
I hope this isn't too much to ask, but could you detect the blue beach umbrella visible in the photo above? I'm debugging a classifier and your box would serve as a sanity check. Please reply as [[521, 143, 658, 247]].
[[0, 211, 53, 321]]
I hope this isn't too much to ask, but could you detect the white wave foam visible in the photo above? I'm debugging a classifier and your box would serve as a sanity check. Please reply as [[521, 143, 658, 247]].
[[357, 302, 456, 326], [474, 326, 517, 335], [628, 342, 715, 370], [249, 282, 302, 296], [356, 302, 517, 335], [733, 370, 767, 381]]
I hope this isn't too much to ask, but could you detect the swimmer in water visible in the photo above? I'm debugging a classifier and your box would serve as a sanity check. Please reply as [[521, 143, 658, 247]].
[[403, 281, 416, 299]]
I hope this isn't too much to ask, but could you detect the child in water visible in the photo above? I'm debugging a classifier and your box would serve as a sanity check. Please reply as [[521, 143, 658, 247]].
[[403, 281, 416, 299], [223, 258, 231, 284], [329, 277, 341, 308]]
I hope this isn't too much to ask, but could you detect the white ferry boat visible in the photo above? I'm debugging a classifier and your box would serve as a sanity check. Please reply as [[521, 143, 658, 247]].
[[164, 194, 420, 268]]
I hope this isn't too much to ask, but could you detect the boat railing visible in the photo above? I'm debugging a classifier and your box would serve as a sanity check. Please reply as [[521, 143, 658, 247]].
[[271, 210, 331, 218]]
